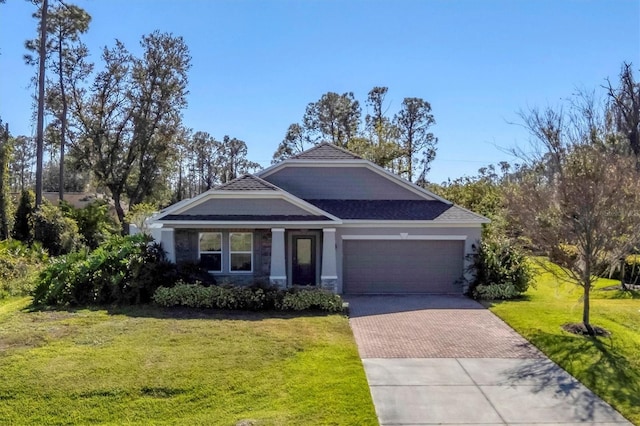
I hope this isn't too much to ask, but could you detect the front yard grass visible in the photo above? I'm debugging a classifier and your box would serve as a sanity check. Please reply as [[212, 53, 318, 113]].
[[487, 266, 640, 425], [0, 298, 377, 425]]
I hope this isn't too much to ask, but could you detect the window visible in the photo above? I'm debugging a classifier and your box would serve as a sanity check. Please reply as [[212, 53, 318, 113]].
[[199, 232, 222, 272], [230, 232, 252, 272]]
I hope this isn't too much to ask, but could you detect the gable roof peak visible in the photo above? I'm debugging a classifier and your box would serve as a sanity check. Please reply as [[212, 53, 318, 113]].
[[216, 174, 280, 191], [291, 142, 362, 160]]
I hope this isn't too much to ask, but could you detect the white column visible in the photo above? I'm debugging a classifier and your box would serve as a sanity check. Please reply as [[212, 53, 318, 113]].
[[270, 228, 287, 288], [321, 228, 338, 292], [160, 228, 176, 263]]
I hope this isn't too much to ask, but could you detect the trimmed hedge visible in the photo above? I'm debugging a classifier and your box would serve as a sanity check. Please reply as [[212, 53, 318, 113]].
[[153, 282, 344, 313]]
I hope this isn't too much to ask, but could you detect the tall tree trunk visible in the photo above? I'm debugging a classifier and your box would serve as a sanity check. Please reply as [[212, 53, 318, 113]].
[[407, 135, 413, 182], [35, 0, 48, 207], [58, 31, 67, 202], [112, 190, 127, 235]]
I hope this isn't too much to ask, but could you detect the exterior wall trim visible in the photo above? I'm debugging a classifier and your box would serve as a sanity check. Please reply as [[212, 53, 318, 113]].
[[342, 234, 467, 241], [156, 221, 341, 227], [339, 221, 485, 227]]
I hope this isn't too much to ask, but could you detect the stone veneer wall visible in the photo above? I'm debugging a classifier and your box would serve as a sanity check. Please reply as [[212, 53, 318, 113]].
[[173, 228, 272, 285]]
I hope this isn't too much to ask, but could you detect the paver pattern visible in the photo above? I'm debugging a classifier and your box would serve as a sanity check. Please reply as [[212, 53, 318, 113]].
[[347, 295, 632, 425], [347, 295, 543, 358]]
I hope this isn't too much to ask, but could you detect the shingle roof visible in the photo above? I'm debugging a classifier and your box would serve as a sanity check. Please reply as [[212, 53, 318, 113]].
[[433, 205, 487, 222], [305, 199, 451, 220], [292, 142, 362, 160], [162, 214, 331, 222], [216, 174, 278, 191]]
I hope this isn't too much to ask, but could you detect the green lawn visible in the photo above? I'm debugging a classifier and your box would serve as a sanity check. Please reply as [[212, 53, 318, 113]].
[[487, 266, 640, 425], [0, 298, 377, 425]]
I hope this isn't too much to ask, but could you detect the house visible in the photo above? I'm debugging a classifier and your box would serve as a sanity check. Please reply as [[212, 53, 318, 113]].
[[150, 143, 489, 294]]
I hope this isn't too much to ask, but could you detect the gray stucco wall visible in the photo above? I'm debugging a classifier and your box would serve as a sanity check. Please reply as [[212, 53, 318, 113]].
[[174, 228, 271, 285], [263, 167, 426, 200], [178, 198, 312, 216]]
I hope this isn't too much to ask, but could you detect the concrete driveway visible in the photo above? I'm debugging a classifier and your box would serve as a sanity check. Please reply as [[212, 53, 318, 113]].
[[347, 295, 631, 426]]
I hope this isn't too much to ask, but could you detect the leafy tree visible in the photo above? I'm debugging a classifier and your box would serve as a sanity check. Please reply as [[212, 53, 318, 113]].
[[394, 97, 437, 182], [190, 131, 221, 192], [26, 2, 91, 201], [356, 86, 403, 169], [0, 121, 12, 239], [272, 88, 437, 181], [272, 123, 309, 163], [302, 91, 361, 147], [12, 190, 35, 242], [508, 96, 640, 335], [9, 136, 35, 192], [59, 199, 118, 249], [70, 32, 191, 230], [31, 0, 49, 207], [429, 164, 508, 239], [218, 136, 260, 183], [32, 201, 81, 255], [124, 202, 157, 234]]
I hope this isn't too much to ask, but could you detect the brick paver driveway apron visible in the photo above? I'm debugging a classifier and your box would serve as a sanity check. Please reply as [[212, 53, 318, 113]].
[[347, 295, 631, 426]]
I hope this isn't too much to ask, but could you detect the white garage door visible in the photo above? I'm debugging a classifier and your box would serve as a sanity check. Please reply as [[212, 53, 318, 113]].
[[343, 240, 465, 294]]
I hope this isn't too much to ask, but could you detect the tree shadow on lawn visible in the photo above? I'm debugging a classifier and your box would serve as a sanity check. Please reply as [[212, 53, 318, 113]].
[[503, 330, 639, 423], [25, 303, 339, 322], [595, 288, 640, 299]]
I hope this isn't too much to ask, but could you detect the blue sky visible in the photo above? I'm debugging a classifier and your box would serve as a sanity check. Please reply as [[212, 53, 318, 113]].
[[1, 0, 638, 183]]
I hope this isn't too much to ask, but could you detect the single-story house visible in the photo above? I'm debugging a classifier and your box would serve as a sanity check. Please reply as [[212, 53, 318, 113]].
[[150, 143, 489, 294]]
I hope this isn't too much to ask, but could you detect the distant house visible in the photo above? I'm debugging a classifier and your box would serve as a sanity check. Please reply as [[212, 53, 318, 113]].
[[42, 192, 103, 209], [150, 143, 488, 294]]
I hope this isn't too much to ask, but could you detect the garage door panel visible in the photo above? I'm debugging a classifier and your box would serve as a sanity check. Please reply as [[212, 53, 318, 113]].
[[343, 240, 464, 294]]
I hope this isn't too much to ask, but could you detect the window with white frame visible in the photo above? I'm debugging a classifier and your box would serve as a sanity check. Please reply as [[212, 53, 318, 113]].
[[199, 232, 222, 272], [229, 232, 252, 272]]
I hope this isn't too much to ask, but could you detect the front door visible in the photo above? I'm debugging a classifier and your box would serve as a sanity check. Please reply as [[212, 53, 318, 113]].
[[292, 235, 316, 285]]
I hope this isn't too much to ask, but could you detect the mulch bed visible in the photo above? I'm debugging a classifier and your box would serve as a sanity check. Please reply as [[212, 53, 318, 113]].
[[562, 322, 611, 337]]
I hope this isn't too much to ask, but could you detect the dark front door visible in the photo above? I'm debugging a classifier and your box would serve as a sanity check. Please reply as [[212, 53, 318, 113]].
[[292, 235, 316, 285]]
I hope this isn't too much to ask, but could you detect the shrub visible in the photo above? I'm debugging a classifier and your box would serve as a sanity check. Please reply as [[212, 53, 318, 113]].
[[153, 282, 344, 313], [276, 288, 344, 312], [0, 240, 48, 299], [469, 239, 532, 300], [175, 261, 217, 286], [59, 200, 119, 250], [32, 234, 175, 306], [11, 190, 34, 242], [32, 202, 82, 256]]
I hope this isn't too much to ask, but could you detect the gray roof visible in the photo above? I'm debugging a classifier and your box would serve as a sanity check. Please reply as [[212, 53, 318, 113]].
[[433, 205, 488, 222], [292, 142, 362, 160], [162, 214, 331, 222], [217, 174, 279, 191], [306, 199, 451, 220], [304, 199, 487, 222]]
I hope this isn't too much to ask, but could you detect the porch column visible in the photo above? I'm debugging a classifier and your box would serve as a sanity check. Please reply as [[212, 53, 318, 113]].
[[320, 228, 338, 293], [160, 228, 176, 263], [270, 228, 287, 288]]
